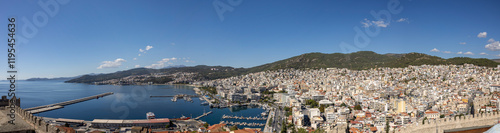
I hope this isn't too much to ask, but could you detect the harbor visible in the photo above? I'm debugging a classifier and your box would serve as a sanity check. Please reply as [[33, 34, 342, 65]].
[[14, 82, 267, 131]]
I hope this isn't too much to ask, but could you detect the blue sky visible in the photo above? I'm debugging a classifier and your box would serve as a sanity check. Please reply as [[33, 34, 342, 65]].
[[1, 0, 499, 79]]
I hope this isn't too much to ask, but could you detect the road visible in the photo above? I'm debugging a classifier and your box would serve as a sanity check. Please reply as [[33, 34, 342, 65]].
[[264, 104, 286, 133]]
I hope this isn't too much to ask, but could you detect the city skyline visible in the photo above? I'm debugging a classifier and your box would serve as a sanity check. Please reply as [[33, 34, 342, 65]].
[[1, 0, 500, 79]]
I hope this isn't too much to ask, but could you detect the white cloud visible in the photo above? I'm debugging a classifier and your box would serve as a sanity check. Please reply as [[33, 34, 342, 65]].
[[372, 20, 388, 27], [97, 58, 126, 69], [138, 54, 141, 56], [135, 65, 140, 68], [430, 48, 440, 52], [139, 45, 154, 53], [361, 19, 371, 27], [396, 18, 409, 23], [145, 45, 153, 50], [457, 51, 463, 54], [496, 54, 500, 57], [442, 51, 451, 54], [464, 51, 474, 55], [361, 19, 389, 28], [459, 42, 466, 45], [477, 32, 487, 38], [145, 57, 178, 69], [479, 52, 488, 55], [133, 58, 137, 60], [171, 43, 176, 45], [485, 38, 500, 51]]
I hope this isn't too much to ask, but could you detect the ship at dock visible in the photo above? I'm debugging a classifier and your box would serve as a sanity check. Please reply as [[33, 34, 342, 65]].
[[173, 115, 190, 120]]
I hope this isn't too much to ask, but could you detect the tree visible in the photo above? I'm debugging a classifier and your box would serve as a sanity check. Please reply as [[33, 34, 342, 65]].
[[439, 115, 445, 118], [268, 118, 273, 126], [306, 99, 319, 108], [354, 105, 362, 110], [311, 128, 325, 133], [422, 117, 428, 125], [386, 120, 390, 133], [341, 103, 347, 107], [281, 120, 287, 133], [203, 123, 209, 128], [298, 128, 308, 133], [319, 105, 326, 113], [290, 124, 297, 133], [230, 125, 238, 131]]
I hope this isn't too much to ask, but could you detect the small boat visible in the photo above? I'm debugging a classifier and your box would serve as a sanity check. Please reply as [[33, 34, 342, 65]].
[[261, 112, 268, 116], [201, 101, 209, 105], [147, 112, 155, 119]]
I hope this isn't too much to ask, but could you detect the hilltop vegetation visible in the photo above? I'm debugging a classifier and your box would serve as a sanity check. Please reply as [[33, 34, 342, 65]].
[[66, 51, 500, 83]]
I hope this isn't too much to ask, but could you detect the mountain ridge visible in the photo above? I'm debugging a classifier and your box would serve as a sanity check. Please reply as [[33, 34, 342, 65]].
[[66, 51, 500, 83]]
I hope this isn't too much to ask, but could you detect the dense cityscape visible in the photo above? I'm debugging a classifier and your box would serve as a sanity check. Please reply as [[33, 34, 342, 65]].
[[192, 64, 500, 132]]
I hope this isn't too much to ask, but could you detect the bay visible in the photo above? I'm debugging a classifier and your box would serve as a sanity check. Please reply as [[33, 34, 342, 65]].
[[0, 80, 266, 129]]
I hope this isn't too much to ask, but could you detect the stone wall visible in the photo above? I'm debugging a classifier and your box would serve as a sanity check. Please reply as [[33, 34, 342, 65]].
[[473, 96, 490, 114], [14, 106, 62, 133], [332, 124, 348, 133], [396, 111, 500, 133]]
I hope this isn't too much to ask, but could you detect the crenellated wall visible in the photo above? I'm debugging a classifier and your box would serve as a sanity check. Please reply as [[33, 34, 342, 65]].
[[396, 111, 500, 133], [14, 106, 62, 133]]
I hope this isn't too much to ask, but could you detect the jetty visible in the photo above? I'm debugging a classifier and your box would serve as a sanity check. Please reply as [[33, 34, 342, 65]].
[[222, 115, 267, 120], [194, 111, 213, 120], [219, 121, 265, 127], [150, 94, 198, 97], [25, 92, 114, 114], [151, 94, 196, 102]]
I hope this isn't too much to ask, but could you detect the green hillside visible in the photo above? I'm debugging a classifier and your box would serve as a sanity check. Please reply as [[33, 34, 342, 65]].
[[66, 51, 500, 83]]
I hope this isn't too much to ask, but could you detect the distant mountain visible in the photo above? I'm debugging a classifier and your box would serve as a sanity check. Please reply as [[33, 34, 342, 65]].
[[163, 65, 186, 69], [66, 51, 500, 83], [27, 76, 79, 81], [493, 59, 500, 63], [26, 73, 100, 81], [66, 65, 246, 83]]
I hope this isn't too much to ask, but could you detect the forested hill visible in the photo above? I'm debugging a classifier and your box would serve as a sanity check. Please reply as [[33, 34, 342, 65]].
[[66, 51, 500, 83]]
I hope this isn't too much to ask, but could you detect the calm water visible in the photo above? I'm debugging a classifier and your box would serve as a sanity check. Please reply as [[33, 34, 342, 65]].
[[0, 80, 265, 129]]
